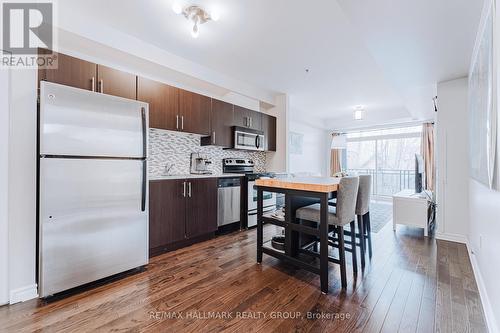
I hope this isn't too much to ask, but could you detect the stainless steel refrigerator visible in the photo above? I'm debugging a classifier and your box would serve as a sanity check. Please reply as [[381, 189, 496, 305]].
[[38, 81, 149, 298]]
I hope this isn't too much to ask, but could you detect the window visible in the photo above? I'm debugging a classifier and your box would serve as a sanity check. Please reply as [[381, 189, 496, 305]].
[[346, 125, 422, 197]]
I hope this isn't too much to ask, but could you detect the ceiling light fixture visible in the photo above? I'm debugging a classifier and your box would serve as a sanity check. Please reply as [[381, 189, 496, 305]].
[[172, 3, 218, 38], [353, 106, 365, 120]]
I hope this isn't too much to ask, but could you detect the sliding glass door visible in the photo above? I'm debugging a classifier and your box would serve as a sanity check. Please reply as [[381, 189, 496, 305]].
[[346, 126, 422, 197]]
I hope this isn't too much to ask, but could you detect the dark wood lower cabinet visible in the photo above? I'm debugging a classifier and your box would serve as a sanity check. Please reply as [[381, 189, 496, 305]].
[[186, 178, 218, 238], [149, 180, 186, 250], [149, 178, 218, 257]]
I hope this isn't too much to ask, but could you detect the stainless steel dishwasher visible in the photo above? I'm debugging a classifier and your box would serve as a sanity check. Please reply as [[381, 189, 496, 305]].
[[217, 177, 241, 227]]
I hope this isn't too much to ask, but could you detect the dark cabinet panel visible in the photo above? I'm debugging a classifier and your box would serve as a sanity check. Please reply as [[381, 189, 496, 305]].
[[149, 179, 186, 249], [202, 99, 234, 147], [149, 180, 186, 250], [185, 178, 218, 239], [262, 114, 277, 151], [149, 178, 218, 255], [137, 77, 179, 131], [40, 51, 97, 91], [234, 105, 262, 131], [97, 65, 137, 100], [179, 89, 211, 135]]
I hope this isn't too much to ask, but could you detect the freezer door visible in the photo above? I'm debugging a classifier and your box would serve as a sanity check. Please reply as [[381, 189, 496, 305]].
[[40, 81, 148, 158], [39, 158, 148, 297]]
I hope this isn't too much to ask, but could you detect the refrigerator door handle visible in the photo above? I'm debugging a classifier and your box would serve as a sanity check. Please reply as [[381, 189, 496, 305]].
[[141, 160, 147, 212], [141, 107, 147, 157]]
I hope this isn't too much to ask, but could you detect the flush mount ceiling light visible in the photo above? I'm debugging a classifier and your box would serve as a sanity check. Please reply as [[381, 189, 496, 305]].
[[172, 3, 219, 38], [353, 106, 365, 120]]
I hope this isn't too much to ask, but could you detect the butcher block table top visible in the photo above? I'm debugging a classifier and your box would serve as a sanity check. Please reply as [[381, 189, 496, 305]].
[[255, 177, 340, 193]]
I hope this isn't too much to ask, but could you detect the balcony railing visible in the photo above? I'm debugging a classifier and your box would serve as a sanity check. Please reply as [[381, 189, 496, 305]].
[[346, 168, 416, 197]]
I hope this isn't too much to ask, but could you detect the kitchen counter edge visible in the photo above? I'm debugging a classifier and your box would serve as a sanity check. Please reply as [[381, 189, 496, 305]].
[[149, 174, 246, 181]]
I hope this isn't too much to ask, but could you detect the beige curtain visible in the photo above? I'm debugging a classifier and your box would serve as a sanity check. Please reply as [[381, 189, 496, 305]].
[[421, 123, 435, 191], [330, 133, 342, 176]]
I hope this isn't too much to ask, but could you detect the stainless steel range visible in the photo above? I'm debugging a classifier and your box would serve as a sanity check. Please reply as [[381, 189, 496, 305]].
[[223, 158, 276, 228]]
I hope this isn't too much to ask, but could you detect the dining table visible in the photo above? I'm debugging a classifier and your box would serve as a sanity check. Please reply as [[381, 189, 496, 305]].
[[254, 176, 342, 294]]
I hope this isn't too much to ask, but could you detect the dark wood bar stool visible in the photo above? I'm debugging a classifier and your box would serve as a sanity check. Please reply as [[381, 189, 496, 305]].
[[295, 176, 359, 287]]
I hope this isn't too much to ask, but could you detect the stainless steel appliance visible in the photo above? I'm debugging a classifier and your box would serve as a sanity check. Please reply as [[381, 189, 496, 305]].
[[246, 174, 276, 227], [233, 126, 265, 151], [223, 159, 276, 228], [190, 152, 212, 174], [217, 178, 241, 227], [38, 81, 149, 298]]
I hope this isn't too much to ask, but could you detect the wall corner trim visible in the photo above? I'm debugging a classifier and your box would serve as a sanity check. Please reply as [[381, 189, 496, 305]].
[[9, 284, 38, 304], [466, 242, 500, 333]]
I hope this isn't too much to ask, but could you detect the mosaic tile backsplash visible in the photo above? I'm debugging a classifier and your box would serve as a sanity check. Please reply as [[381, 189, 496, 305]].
[[149, 128, 266, 177]]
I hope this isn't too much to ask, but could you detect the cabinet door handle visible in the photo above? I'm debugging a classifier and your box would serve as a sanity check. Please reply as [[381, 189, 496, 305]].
[[250, 117, 252, 128], [183, 181, 186, 197], [212, 131, 216, 144], [188, 182, 192, 198], [181, 116, 184, 130], [245, 117, 248, 127], [176, 115, 179, 129], [99, 79, 104, 93], [91, 77, 95, 92]]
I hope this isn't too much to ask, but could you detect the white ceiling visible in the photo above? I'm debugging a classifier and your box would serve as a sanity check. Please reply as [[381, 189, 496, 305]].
[[56, 0, 483, 130]]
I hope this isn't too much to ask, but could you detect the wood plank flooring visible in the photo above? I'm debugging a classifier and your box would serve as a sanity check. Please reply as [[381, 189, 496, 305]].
[[0, 223, 488, 333]]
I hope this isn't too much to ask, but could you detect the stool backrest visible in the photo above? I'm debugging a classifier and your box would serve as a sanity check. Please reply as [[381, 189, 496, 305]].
[[336, 176, 359, 225], [356, 175, 372, 215]]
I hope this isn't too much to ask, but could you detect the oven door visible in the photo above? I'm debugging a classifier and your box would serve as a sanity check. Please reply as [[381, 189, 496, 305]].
[[234, 130, 265, 151], [248, 180, 277, 211], [247, 206, 276, 228]]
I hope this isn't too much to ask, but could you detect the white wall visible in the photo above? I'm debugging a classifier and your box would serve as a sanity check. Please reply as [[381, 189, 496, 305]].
[[288, 119, 329, 176], [436, 76, 500, 332], [7, 69, 38, 303], [469, 180, 500, 332], [0, 69, 10, 305], [466, 1, 500, 330], [265, 95, 289, 173], [435, 77, 470, 242]]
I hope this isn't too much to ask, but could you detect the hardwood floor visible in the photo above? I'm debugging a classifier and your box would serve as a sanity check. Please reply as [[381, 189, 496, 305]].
[[0, 223, 488, 333]]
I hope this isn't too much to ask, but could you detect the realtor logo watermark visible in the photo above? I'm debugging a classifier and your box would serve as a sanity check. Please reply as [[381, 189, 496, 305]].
[[1, 1, 57, 68]]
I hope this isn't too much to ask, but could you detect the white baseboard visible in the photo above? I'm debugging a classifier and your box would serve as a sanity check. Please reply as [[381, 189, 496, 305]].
[[9, 284, 38, 304], [466, 243, 499, 333], [435, 232, 468, 244]]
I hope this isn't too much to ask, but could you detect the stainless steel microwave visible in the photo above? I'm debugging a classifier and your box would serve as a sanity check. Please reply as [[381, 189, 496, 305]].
[[233, 126, 265, 151]]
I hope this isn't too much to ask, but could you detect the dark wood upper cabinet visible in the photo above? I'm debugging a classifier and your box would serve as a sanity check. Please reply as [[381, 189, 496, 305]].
[[40, 51, 97, 91], [149, 180, 186, 250], [262, 114, 277, 152], [202, 99, 234, 147], [234, 106, 262, 131], [137, 77, 179, 131], [179, 89, 211, 136], [37, 50, 278, 150], [186, 178, 218, 238], [96, 65, 137, 100]]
